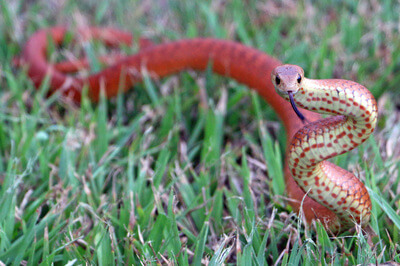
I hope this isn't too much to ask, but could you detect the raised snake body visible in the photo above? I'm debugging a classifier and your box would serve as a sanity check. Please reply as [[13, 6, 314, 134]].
[[19, 27, 378, 233]]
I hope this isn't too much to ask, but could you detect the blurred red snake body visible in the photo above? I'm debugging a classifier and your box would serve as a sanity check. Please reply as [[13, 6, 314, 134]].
[[19, 27, 377, 233]]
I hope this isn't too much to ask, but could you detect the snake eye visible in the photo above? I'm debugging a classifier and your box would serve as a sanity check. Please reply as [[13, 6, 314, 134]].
[[275, 76, 281, 85], [297, 74, 302, 84]]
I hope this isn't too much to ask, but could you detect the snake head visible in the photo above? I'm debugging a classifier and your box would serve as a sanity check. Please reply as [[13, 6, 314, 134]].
[[271, 64, 306, 122], [271, 64, 304, 97]]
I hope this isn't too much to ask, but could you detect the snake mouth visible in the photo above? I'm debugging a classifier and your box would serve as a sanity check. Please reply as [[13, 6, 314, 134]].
[[288, 91, 305, 122]]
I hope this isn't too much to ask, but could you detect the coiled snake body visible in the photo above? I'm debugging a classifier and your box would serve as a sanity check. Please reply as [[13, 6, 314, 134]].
[[19, 27, 378, 233]]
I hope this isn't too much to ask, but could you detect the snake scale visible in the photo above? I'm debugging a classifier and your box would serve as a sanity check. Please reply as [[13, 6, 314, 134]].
[[19, 27, 378, 233]]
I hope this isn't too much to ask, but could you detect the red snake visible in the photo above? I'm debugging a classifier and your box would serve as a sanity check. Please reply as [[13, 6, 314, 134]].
[[19, 27, 378, 233]]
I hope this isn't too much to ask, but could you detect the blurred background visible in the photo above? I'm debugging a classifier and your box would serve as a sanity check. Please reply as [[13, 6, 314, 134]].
[[1, 0, 399, 264]]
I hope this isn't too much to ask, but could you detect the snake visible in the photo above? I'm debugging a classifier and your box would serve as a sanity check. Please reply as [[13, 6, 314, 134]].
[[18, 26, 378, 233]]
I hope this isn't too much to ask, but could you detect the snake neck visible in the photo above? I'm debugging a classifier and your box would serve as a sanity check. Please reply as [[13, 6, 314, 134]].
[[287, 78, 377, 232]]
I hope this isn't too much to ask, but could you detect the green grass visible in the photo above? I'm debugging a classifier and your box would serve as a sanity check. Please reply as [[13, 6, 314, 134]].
[[1, 0, 400, 264]]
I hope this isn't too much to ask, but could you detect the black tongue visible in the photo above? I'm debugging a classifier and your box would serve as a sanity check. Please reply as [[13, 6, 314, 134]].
[[288, 91, 306, 122]]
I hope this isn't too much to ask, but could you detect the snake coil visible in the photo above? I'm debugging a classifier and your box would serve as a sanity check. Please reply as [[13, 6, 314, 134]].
[[19, 27, 377, 233]]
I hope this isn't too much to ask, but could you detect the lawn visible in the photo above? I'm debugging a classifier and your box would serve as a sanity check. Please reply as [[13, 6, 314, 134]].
[[1, 0, 400, 265]]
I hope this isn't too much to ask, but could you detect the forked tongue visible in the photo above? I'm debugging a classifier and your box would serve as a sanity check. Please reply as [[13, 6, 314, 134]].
[[288, 91, 306, 123]]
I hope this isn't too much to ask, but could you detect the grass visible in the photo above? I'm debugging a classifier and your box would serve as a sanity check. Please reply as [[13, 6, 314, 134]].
[[1, 0, 400, 264]]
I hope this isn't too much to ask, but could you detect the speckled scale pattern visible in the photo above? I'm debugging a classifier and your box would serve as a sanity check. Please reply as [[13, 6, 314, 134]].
[[288, 78, 377, 232]]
